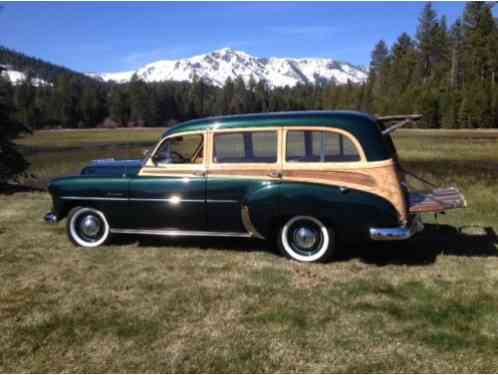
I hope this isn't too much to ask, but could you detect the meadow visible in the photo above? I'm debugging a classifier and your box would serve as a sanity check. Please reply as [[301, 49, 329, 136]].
[[0, 127, 497, 372]]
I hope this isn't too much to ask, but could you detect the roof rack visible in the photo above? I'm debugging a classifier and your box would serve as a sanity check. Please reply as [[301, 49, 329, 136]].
[[377, 114, 423, 135]]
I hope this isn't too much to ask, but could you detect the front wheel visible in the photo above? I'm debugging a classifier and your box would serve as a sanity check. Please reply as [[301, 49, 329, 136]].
[[67, 207, 110, 247], [277, 216, 334, 262]]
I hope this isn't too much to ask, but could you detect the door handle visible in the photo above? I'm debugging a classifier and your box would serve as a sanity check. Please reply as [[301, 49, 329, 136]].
[[268, 171, 282, 178], [192, 170, 206, 177], [339, 186, 350, 194]]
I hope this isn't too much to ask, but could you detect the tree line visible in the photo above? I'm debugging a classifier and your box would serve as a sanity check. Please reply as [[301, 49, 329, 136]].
[[366, 2, 498, 128], [1, 2, 497, 132], [2, 2, 497, 131]]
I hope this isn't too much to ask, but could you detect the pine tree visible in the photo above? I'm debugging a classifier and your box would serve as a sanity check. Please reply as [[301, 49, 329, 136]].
[[109, 86, 130, 126], [390, 33, 417, 102], [432, 15, 451, 82], [0, 71, 30, 184], [416, 2, 439, 81], [128, 74, 150, 126], [449, 18, 463, 89], [14, 70, 37, 128], [53, 74, 81, 128], [80, 84, 100, 127], [366, 40, 390, 114]]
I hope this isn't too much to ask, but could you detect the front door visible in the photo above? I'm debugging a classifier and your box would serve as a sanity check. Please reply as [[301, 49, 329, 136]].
[[129, 132, 207, 230]]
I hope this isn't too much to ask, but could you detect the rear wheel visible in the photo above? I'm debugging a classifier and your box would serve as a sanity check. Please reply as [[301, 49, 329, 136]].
[[277, 216, 334, 262], [67, 207, 110, 247]]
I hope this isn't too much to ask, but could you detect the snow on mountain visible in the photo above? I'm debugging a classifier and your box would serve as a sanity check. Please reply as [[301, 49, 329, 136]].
[[92, 48, 367, 88], [87, 70, 135, 83], [0, 66, 48, 86]]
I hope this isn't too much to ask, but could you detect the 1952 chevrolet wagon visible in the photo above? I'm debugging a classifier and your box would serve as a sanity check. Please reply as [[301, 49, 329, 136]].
[[45, 111, 466, 262]]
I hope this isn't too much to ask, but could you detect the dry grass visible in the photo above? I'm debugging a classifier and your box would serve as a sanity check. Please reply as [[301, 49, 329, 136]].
[[16, 127, 165, 150], [1, 128, 497, 372]]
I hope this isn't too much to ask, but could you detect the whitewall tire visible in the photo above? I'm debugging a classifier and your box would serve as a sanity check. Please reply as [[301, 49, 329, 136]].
[[67, 207, 110, 248], [278, 216, 334, 262]]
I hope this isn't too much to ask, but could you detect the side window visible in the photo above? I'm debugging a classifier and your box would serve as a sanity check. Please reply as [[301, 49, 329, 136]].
[[286, 130, 360, 162], [214, 131, 277, 163], [153, 134, 203, 165]]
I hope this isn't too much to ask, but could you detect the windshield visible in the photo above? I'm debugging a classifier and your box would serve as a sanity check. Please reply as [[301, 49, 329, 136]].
[[153, 134, 204, 164]]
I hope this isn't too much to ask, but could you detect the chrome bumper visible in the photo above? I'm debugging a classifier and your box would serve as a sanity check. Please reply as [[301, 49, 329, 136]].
[[44, 212, 58, 224], [369, 215, 423, 241]]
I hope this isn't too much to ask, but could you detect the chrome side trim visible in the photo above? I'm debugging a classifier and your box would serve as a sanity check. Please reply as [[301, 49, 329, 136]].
[[128, 198, 204, 203], [370, 214, 424, 241], [206, 199, 239, 203], [110, 228, 252, 238], [241, 205, 265, 239], [61, 196, 128, 201], [61, 196, 238, 204]]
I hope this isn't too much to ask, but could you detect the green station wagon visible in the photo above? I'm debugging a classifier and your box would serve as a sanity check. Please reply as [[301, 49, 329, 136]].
[[45, 111, 466, 262]]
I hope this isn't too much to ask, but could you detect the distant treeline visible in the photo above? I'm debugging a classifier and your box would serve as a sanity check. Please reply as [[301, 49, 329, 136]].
[[1, 1, 497, 130]]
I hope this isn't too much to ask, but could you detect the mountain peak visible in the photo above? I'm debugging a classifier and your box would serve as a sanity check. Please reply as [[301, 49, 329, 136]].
[[212, 47, 238, 54], [94, 49, 367, 87]]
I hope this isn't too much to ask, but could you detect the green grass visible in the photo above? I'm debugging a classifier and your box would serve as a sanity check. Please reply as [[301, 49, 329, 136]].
[[1, 128, 497, 372]]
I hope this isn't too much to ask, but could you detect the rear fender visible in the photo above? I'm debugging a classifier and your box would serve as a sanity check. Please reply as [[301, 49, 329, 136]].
[[241, 182, 280, 239], [277, 182, 401, 242]]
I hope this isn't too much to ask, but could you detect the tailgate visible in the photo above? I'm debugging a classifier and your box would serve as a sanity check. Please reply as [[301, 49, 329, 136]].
[[408, 187, 467, 213]]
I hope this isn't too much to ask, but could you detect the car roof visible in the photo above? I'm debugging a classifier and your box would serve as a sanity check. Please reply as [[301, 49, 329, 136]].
[[163, 111, 376, 136], [162, 111, 390, 162]]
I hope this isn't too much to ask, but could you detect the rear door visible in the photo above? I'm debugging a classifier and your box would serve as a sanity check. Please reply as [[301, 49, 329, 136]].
[[206, 128, 282, 233]]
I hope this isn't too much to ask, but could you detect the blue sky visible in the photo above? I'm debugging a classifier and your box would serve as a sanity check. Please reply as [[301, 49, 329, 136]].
[[0, 2, 488, 73]]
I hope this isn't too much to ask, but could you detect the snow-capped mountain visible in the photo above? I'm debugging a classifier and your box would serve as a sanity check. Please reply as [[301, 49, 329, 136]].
[[91, 48, 367, 88]]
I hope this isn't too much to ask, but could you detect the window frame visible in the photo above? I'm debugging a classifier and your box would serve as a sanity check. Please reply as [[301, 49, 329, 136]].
[[208, 127, 282, 167], [143, 130, 208, 171], [283, 127, 366, 168]]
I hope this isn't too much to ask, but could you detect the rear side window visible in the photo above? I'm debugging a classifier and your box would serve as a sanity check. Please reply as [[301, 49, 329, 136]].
[[214, 131, 277, 163], [286, 130, 360, 162]]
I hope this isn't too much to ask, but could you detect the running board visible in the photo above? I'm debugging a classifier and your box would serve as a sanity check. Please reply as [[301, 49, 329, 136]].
[[110, 228, 253, 238]]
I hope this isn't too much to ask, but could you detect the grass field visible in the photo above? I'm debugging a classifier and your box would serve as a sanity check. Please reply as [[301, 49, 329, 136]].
[[1, 128, 497, 372]]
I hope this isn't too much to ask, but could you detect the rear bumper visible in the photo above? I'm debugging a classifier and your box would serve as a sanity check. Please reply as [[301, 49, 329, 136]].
[[369, 215, 423, 241]]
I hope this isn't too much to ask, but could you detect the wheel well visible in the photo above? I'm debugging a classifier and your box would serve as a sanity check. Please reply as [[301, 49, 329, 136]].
[[268, 214, 337, 240], [60, 201, 95, 220]]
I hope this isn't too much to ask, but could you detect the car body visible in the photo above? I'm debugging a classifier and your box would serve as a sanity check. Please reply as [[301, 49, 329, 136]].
[[45, 111, 466, 262]]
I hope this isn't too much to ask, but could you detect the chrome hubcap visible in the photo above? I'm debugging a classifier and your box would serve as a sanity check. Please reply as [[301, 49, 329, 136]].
[[80, 215, 101, 237], [293, 227, 317, 249]]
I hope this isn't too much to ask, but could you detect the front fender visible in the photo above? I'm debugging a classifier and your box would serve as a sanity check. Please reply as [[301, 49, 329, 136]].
[[47, 176, 129, 226]]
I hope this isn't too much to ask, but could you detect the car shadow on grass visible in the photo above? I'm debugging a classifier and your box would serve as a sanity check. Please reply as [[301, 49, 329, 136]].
[[112, 223, 498, 266], [113, 234, 270, 255], [337, 223, 498, 266]]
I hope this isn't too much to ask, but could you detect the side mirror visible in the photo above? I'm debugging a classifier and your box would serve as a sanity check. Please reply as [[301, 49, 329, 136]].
[[151, 153, 160, 165]]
